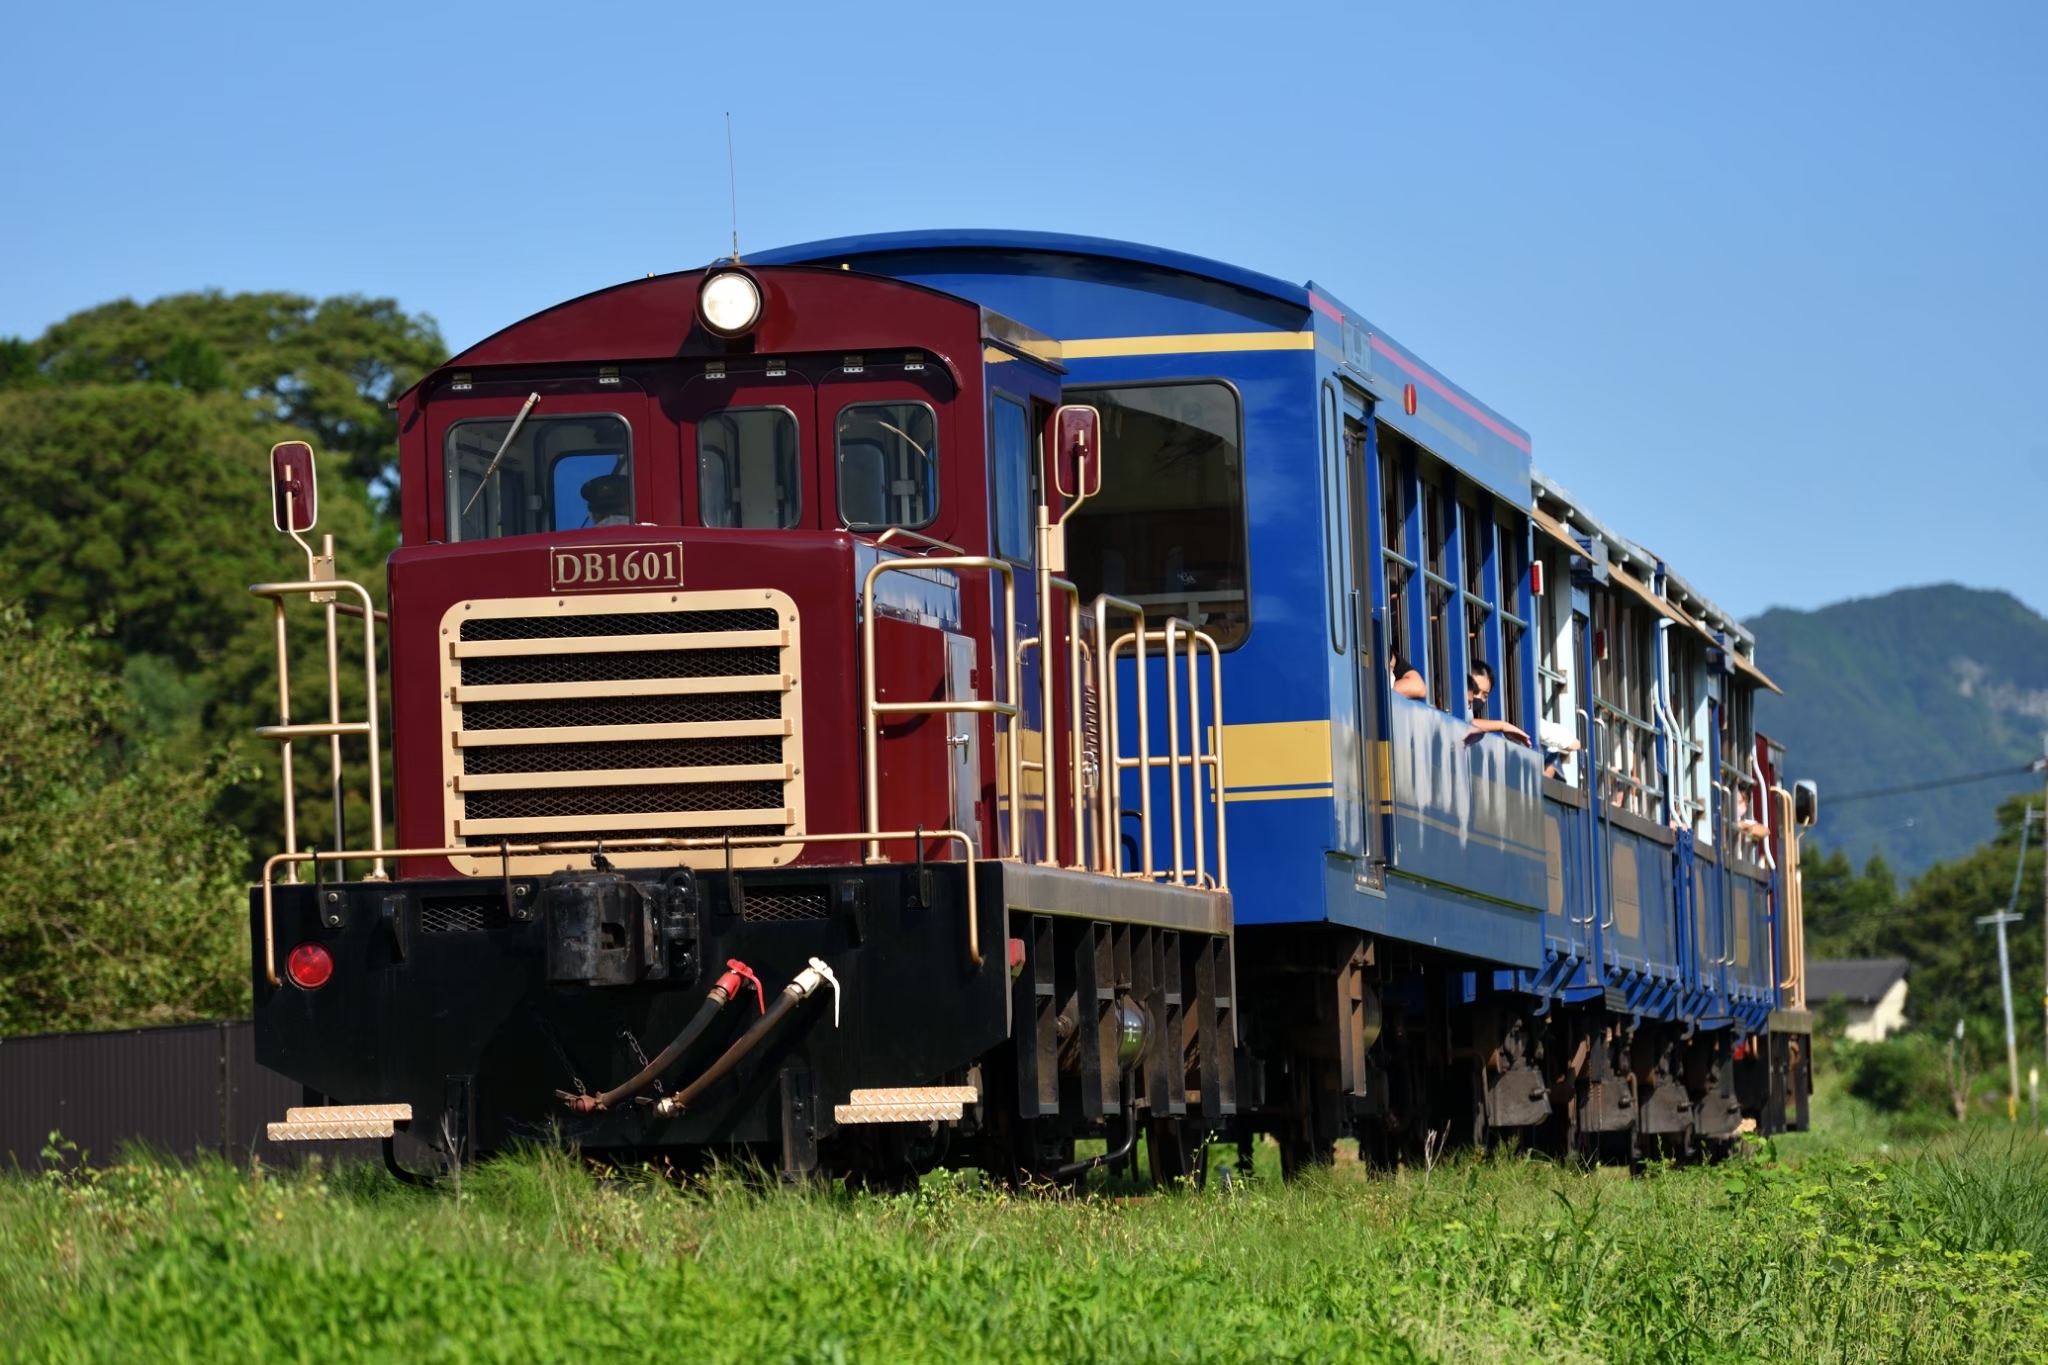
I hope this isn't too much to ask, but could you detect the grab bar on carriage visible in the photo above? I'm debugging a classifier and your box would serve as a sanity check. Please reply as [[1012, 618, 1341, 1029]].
[[1094, 596, 1151, 878], [1108, 620, 1227, 890]]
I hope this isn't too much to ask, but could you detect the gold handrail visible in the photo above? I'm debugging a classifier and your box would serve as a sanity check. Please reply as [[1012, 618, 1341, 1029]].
[[1108, 623, 1228, 890], [1094, 595, 1150, 877], [1047, 576, 1089, 870], [1018, 577, 1094, 872], [258, 828, 981, 987], [861, 556, 1019, 864], [873, 526, 966, 556], [1774, 785, 1805, 999], [251, 577, 387, 883]]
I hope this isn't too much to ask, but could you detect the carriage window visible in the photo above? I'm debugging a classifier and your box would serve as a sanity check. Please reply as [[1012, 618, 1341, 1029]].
[[990, 394, 1033, 562], [1497, 517, 1530, 732], [1595, 590, 1660, 819], [837, 401, 938, 530], [1419, 479, 1454, 710], [445, 413, 632, 542], [699, 407, 801, 529], [1064, 382, 1248, 649], [1460, 499, 1494, 718], [1536, 543, 1577, 780], [1379, 439, 1415, 690]]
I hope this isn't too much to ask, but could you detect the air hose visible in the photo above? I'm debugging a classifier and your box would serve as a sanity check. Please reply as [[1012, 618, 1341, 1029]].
[[563, 960, 762, 1114], [1053, 1071, 1140, 1180], [656, 957, 840, 1118]]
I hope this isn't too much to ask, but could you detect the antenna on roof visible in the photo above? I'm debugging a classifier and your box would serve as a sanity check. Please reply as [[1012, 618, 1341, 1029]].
[[725, 112, 741, 263]]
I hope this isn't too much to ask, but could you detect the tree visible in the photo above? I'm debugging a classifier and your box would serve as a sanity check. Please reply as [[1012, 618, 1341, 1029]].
[[4, 290, 444, 497], [1800, 843, 1901, 959], [0, 385, 393, 870], [1804, 799, 2046, 1082], [0, 607, 250, 1034]]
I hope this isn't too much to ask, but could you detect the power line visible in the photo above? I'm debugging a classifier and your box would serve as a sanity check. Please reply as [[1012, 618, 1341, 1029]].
[[1825, 762, 2042, 807]]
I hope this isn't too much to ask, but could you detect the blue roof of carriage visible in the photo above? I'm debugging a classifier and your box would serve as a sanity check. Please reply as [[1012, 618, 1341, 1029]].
[[746, 229, 1313, 314], [750, 229, 1533, 499]]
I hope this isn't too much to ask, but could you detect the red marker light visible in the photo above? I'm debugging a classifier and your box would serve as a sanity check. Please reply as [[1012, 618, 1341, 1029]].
[[287, 942, 334, 990], [1403, 383, 1418, 416], [1529, 561, 1545, 597]]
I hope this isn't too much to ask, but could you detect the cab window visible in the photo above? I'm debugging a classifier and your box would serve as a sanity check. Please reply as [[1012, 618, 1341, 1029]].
[[990, 394, 1033, 561], [699, 407, 801, 529], [838, 402, 938, 530], [1063, 381, 1248, 649], [446, 413, 632, 541]]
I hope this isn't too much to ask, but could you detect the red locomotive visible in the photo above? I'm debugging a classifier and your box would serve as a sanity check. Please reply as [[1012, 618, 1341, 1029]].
[[254, 263, 1235, 1183]]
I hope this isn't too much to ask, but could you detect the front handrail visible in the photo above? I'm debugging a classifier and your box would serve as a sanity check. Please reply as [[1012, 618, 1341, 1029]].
[[250, 577, 387, 882], [862, 556, 1019, 864], [258, 828, 981, 986]]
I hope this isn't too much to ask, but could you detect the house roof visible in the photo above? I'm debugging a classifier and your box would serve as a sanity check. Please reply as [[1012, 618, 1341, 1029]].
[[1806, 958, 1911, 1004]]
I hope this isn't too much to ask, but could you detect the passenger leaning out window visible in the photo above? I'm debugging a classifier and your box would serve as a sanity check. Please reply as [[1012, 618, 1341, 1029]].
[[1389, 652, 1427, 700], [1465, 661, 1529, 745]]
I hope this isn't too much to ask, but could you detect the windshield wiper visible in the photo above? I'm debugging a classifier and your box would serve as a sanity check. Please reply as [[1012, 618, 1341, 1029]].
[[460, 391, 541, 519]]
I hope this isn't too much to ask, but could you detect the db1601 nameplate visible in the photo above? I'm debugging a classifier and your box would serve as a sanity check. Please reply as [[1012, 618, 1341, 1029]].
[[550, 543, 684, 593]]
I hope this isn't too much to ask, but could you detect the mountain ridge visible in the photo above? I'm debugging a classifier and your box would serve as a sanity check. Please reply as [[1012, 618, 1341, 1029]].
[[1751, 583, 2048, 873]]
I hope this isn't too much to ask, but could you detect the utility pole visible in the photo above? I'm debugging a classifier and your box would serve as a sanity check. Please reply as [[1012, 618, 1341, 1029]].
[[2039, 735, 2048, 1130], [1981, 807, 2035, 1123]]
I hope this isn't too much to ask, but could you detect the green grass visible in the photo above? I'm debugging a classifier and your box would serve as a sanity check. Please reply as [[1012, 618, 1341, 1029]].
[[4, 1093, 2047, 1364]]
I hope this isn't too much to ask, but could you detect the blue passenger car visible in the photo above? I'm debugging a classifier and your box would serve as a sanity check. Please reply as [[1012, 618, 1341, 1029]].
[[757, 231, 1813, 1162]]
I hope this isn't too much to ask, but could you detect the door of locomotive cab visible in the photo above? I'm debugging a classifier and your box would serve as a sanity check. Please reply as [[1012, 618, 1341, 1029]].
[[816, 351, 961, 544], [669, 358, 822, 533], [817, 355, 1033, 854]]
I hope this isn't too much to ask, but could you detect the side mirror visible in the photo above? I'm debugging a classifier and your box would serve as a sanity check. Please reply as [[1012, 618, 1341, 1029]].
[[1049, 404, 1102, 509], [1793, 779, 1818, 828], [271, 441, 318, 533]]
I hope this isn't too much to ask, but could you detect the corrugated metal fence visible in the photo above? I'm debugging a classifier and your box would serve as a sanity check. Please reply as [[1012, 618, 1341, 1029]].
[[0, 1020, 375, 1169]]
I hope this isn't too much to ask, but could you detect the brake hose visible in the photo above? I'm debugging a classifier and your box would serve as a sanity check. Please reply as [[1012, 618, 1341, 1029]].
[[1054, 1071, 1140, 1180], [656, 957, 839, 1118], [563, 960, 762, 1114]]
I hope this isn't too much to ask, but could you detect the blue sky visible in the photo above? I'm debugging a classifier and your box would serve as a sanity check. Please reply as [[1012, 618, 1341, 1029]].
[[5, 1, 2043, 620]]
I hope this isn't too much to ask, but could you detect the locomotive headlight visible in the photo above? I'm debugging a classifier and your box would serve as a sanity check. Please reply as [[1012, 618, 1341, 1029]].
[[699, 270, 762, 336]]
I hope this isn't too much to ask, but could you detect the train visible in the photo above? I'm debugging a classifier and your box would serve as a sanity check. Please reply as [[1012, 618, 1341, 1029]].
[[254, 230, 1814, 1183]]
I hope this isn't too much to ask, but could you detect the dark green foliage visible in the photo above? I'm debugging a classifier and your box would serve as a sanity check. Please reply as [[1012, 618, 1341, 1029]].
[[1753, 584, 2048, 873], [0, 290, 445, 902], [1801, 842, 1902, 958], [0, 336, 35, 387], [0, 608, 248, 1033], [1842, 1035, 1945, 1113], [1801, 796, 2045, 1095], [10, 291, 445, 489]]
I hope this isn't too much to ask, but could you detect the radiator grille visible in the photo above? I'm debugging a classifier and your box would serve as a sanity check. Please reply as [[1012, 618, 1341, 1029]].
[[464, 780, 786, 821], [420, 895, 510, 933], [441, 590, 804, 875], [459, 647, 780, 688], [460, 693, 782, 732], [741, 886, 832, 923], [462, 608, 779, 642], [461, 736, 783, 776]]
